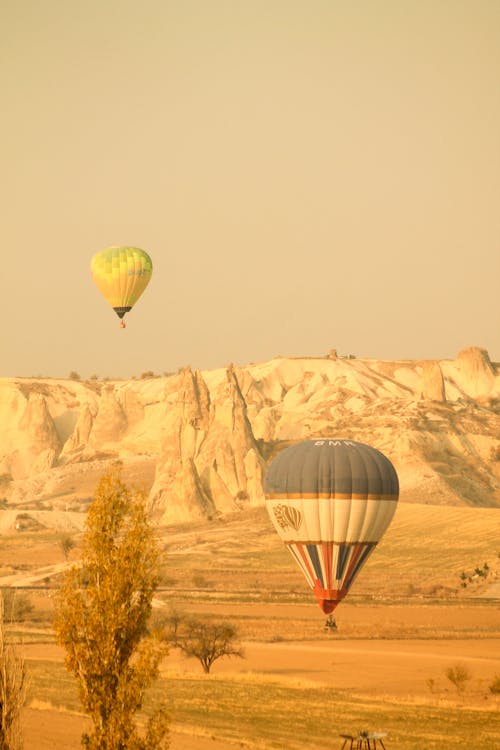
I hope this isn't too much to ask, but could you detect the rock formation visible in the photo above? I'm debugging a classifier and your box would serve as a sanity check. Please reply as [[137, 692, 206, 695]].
[[419, 361, 446, 402], [0, 347, 498, 519], [0, 387, 61, 479], [88, 385, 127, 447], [61, 403, 94, 459], [148, 368, 214, 524], [455, 347, 495, 399], [148, 366, 265, 524]]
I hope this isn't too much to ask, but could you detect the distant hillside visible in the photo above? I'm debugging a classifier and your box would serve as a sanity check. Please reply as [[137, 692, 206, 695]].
[[0, 346, 498, 523]]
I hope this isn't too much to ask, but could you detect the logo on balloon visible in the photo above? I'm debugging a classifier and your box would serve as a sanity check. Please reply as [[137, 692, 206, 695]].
[[273, 504, 302, 532], [314, 440, 357, 448]]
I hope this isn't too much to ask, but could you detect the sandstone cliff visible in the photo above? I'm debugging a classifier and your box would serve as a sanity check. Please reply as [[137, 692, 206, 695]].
[[0, 347, 498, 521]]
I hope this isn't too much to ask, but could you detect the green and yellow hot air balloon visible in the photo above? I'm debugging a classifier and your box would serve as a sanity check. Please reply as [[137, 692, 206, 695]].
[[91, 246, 153, 328]]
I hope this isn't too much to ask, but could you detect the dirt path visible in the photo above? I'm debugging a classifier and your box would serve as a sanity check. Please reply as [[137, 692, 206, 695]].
[[0, 561, 70, 587]]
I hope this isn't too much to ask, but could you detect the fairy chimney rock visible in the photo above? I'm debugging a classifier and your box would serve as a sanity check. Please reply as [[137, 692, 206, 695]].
[[419, 361, 446, 402], [456, 347, 495, 398]]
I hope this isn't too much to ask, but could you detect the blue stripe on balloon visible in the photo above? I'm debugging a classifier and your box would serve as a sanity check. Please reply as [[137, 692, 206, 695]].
[[306, 544, 324, 585], [336, 543, 351, 580]]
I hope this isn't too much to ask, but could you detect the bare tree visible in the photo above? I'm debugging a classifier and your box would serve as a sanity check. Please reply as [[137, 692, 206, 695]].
[[167, 615, 244, 674], [54, 468, 169, 749], [0, 594, 26, 750]]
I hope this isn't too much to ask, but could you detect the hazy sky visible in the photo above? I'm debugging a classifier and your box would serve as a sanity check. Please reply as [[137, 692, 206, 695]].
[[2, 0, 499, 378]]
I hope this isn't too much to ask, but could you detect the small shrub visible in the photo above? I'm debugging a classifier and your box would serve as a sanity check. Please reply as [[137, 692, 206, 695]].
[[445, 663, 471, 694], [426, 677, 436, 694], [59, 534, 76, 560], [270, 634, 285, 643], [14, 514, 43, 532], [192, 574, 211, 589], [490, 445, 500, 461], [235, 490, 249, 504], [489, 674, 500, 695], [460, 563, 490, 586], [68, 371, 81, 381], [1, 590, 34, 622], [158, 573, 177, 587]]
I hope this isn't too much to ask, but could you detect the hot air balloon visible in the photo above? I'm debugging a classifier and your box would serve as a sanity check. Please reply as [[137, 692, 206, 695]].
[[90, 246, 153, 327], [264, 439, 399, 614]]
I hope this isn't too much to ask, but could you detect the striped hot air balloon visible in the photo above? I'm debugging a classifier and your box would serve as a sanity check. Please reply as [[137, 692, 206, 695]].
[[91, 246, 153, 327], [264, 439, 399, 614]]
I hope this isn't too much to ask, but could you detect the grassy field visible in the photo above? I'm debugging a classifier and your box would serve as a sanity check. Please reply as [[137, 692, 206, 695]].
[[2, 502, 499, 606], [154, 502, 500, 609], [25, 659, 500, 750], [156, 674, 500, 750], [3, 501, 500, 748]]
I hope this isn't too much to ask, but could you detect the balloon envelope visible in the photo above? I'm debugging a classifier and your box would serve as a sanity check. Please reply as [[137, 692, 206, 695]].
[[264, 439, 399, 613], [91, 246, 153, 320]]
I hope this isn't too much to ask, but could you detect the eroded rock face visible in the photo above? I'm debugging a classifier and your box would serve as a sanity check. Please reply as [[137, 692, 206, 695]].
[[88, 386, 127, 447], [4, 392, 61, 479], [455, 347, 495, 398], [21, 392, 61, 467], [0, 346, 498, 517], [60, 404, 94, 459], [419, 361, 446, 402], [148, 368, 213, 523], [196, 368, 264, 500], [148, 367, 265, 524]]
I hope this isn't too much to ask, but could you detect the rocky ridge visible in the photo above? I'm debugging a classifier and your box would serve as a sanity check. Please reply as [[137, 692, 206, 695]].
[[0, 347, 498, 523]]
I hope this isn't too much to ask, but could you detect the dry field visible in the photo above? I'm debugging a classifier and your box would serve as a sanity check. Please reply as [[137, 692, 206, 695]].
[[1, 502, 499, 749]]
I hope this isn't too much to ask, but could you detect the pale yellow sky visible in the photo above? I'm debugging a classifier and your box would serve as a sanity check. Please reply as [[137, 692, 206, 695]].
[[1, 0, 499, 377]]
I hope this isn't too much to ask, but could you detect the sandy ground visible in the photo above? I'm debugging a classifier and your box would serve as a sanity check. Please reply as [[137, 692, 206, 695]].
[[166, 637, 500, 695], [21, 618, 500, 749], [23, 634, 499, 697], [22, 709, 237, 750], [174, 601, 500, 634]]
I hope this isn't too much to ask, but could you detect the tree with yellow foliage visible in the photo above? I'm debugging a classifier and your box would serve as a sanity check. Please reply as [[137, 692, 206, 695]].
[[54, 468, 169, 750]]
